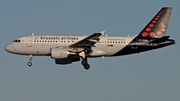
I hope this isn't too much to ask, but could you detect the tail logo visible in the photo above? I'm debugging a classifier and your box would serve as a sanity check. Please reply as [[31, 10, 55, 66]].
[[141, 10, 164, 37], [137, 7, 172, 39]]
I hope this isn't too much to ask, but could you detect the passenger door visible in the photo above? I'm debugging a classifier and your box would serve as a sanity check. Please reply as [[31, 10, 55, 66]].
[[26, 36, 32, 47]]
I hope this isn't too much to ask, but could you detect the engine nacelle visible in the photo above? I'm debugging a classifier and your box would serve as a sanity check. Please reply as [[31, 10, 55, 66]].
[[55, 58, 80, 65], [55, 58, 72, 64], [51, 47, 69, 59]]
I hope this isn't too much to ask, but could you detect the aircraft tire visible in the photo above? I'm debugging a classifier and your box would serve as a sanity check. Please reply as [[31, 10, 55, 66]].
[[81, 60, 87, 66], [27, 62, 32, 66], [84, 64, 90, 70]]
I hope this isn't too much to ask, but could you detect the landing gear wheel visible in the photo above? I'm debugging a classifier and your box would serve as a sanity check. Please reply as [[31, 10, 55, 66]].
[[81, 60, 87, 66], [84, 64, 90, 70], [80, 52, 90, 70], [27, 62, 32, 67]]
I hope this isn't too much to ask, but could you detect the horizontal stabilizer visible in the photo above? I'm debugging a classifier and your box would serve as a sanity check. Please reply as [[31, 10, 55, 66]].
[[149, 36, 170, 43]]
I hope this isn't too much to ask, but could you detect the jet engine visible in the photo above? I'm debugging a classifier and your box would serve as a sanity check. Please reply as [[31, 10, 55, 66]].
[[51, 47, 69, 59]]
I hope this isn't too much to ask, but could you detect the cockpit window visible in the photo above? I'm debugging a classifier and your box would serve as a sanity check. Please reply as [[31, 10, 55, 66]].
[[13, 40, 17, 42], [13, 40, 21, 43]]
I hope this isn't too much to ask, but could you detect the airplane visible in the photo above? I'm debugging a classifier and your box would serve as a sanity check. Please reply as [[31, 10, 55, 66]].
[[5, 7, 175, 70]]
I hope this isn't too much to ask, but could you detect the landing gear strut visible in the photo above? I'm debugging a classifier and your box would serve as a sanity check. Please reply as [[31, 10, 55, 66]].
[[27, 55, 33, 67], [79, 51, 90, 70]]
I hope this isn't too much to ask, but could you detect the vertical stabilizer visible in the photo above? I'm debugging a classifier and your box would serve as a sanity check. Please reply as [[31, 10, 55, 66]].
[[136, 7, 172, 39]]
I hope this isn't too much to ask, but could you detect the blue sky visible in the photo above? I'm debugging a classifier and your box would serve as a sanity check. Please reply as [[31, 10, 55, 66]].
[[0, 0, 180, 101]]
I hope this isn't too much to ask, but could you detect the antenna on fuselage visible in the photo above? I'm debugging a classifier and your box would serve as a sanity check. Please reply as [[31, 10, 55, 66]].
[[32, 33, 34, 36]]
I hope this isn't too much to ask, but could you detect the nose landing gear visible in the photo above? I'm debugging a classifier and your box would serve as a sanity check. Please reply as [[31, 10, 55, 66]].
[[27, 62, 32, 66], [27, 55, 33, 67]]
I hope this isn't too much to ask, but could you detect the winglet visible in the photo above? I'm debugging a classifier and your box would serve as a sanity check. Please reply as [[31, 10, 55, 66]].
[[100, 30, 106, 35]]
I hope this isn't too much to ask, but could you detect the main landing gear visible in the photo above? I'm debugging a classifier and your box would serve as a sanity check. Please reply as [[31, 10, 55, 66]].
[[79, 51, 90, 70], [27, 55, 33, 67], [81, 58, 90, 70]]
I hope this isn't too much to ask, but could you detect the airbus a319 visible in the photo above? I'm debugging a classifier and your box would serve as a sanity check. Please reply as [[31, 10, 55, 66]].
[[5, 7, 175, 70]]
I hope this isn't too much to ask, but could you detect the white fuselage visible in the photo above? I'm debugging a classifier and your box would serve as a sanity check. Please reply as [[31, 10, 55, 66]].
[[5, 35, 135, 57]]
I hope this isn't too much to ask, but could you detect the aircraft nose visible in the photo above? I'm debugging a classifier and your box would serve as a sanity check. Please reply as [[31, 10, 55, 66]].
[[5, 44, 11, 52]]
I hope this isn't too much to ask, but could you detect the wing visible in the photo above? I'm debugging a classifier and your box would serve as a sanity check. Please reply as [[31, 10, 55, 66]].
[[69, 30, 105, 48]]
